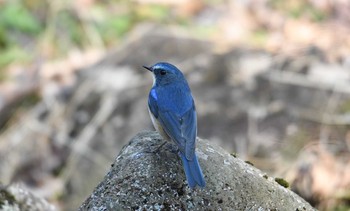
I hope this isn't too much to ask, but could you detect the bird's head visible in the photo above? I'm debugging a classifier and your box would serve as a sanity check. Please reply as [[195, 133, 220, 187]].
[[143, 62, 185, 86]]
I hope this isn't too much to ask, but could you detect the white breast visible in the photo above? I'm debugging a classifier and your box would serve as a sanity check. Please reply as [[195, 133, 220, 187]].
[[148, 108, 171, 142]]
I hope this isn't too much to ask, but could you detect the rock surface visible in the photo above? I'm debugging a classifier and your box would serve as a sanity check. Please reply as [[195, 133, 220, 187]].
[[80, 131, 315, 210], [0, 183, 55, 211]]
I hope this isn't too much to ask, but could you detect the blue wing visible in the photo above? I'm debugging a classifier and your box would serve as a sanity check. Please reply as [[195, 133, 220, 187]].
[[157, 102, 197, 160], [148, 84, 197, 160], [180, 105, 197, 159]]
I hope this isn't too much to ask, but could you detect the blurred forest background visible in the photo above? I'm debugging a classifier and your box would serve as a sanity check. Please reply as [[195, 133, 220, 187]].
[[0, 0, 350, 210]]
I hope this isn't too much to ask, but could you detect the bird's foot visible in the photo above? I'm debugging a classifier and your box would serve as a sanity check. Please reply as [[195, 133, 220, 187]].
[[165, 144, 179, 154], [153, 141, 168, 153], [142, 140, 179, 155], [142, 140, 168, 154]]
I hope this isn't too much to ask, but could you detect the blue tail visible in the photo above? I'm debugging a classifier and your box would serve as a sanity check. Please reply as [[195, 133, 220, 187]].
[[179, 152, 206, 188]]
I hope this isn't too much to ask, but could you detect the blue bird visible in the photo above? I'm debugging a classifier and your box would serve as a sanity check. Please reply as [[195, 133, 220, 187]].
[[144, 62, 206, 189]]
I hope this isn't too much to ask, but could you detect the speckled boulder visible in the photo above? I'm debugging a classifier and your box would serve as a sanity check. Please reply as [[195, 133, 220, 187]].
[[0, 184, 55, 211], [79, 131, 314, 210]]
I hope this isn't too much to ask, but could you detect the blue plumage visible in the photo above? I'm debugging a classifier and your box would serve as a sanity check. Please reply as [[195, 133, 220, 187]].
[[144, 62, 205, 189]]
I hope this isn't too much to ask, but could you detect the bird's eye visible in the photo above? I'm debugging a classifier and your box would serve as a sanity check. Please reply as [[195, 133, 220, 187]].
[[160, 70, 166, 75]]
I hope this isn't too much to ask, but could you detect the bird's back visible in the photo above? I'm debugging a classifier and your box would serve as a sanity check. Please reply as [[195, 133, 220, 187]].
[[155, 82, 193, 116]]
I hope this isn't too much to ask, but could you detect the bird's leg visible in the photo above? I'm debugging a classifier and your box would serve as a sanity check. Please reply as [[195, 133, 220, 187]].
[[141, 140, 168, 154], [153, 140, 168, 153], [142, 140, 180, 154]]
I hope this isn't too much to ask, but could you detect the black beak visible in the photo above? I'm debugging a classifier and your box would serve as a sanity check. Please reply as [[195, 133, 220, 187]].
[[142, 65, 152, 72]]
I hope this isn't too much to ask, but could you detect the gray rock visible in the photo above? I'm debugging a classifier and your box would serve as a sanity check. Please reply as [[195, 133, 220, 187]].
[[79, 131, 315, 211], [0, 184, 56, 211]]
